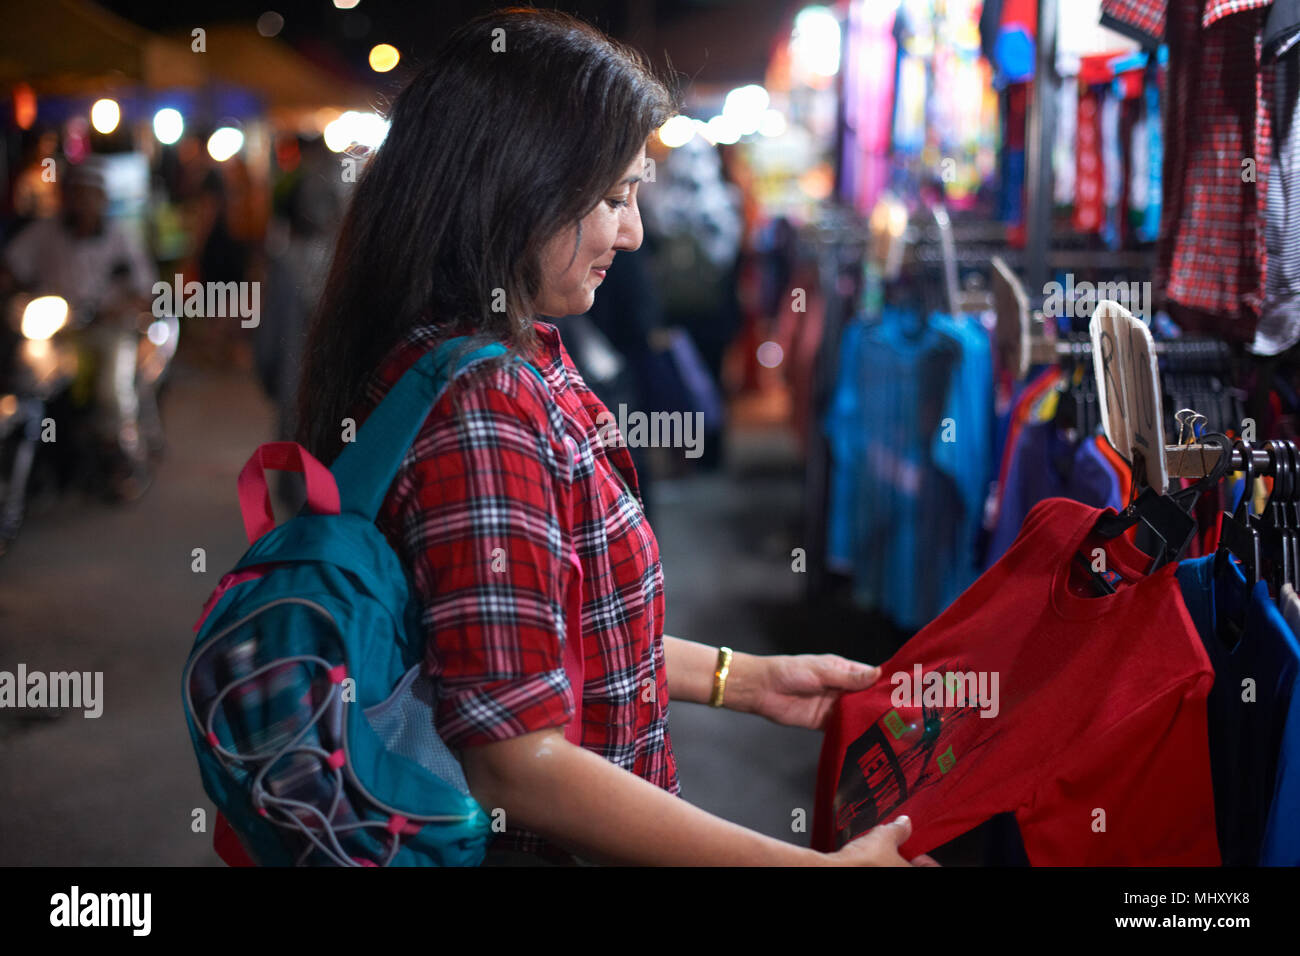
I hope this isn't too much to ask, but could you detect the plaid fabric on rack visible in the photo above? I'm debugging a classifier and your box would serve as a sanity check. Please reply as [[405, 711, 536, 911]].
[[1101, 0, 1167, 42], [1102, 0, 1274, 340]]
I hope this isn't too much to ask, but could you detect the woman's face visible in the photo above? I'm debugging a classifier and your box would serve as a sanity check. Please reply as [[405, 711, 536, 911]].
[[534, 145, 646, 317]]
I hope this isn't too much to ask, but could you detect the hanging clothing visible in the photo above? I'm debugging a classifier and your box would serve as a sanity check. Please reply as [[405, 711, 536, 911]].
[[930, 313, 997, 604], [1139, 69, 1164, 243], [988, 367, 1060, 554], [843, 1, 898, 215], [1001, 84, 1030, 229], [1054, 75, 1079, 205], [1103, 0, 1274, 340], [988, 420, 1128, 566], [1074, 86, 1105, 233], [1100, 86, 1124, 247], [1255, 43, 1300, 354], [1067, 434, 1125, 512], [1265, 0, 1300, 56], [824, 308, 966, 630], [1177, 555, 1300, 865], [1095, 432, 1134, 505], [988, 418, 1073, 562], [813, 497, 1221, 865]]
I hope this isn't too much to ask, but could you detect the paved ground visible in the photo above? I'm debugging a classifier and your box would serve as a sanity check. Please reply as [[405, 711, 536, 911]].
[[0, 360, 900, 865]]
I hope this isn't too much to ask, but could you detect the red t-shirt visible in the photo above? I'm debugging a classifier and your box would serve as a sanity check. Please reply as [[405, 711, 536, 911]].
[[813, 497, 1220, 865]]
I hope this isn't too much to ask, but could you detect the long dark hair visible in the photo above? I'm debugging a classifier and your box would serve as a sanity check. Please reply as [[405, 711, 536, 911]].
[[296, 6, 677, 463]]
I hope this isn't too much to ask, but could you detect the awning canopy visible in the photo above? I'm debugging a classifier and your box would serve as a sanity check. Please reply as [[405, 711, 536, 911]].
[[0, 0, 201, 94], [166, 25, 374, 116]]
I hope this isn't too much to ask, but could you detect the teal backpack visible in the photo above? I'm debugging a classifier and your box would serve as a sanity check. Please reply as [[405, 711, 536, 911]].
[[181, 337, 585, 866]]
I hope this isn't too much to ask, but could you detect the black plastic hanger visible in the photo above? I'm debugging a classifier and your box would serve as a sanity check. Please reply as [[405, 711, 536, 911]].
[[1092, 482, 1197, 576], [1286, 441, 1300, 592], [1261, 440, 1291, 595], [1276, 439, 1300, 594], [1216, 438, 1262, 587]]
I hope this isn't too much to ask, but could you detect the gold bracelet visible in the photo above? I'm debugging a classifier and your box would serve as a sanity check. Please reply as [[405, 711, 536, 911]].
[[709, 646, 733, 708]]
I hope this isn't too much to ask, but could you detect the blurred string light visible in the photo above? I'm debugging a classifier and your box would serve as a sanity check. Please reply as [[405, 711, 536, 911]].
[[756, 341, 784, 368], [13, 83, 37, 130], [323, 111, 389, 152], [152, 108, 184, 145], [207, 126, 245, 162], [147, 320, 172, 346], [657, 115, 695, 148], [791, 5, 842, 77], [64, 117, 90, 163], [658, 87, 789, 150], [703, 115, 740, 145], [368, 43, 400, 72], [90, 98, 120, 134], [722, 84, 769, 136], [22, 296, 69, 341], [758, 109, 787, 137], [256, 11, 284, 38], [333, 0, 360, 8]]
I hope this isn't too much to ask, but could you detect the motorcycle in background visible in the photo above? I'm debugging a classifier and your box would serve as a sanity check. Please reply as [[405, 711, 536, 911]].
[[0, 277, 179, 557]]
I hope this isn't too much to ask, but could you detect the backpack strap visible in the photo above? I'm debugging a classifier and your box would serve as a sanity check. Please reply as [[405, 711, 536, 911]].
[[329, 333, 585, 744], [331, 336, 543, 520]]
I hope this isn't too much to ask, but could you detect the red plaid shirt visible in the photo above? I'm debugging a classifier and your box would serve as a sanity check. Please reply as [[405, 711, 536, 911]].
[[1103, 0, 1273, 339], [355, 320, 680, 861]]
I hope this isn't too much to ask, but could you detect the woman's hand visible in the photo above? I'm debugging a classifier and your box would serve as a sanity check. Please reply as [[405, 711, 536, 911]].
[[729, 652, 881, 730], [828, 816, 941, 867]]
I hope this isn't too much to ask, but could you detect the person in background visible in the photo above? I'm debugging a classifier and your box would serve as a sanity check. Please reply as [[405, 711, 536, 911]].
[[0, 158, 156, 498], [256, 135, 346, 513], [639, 132, 743, 471], [9, 128, 61, 230], [570, 246, 664, 522]]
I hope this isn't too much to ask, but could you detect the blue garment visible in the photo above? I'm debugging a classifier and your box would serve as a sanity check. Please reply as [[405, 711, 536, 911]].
[[825, 319, 866, 573], [1139, 74, 1163, 243], [994, 27, 1035, 84], [823, 307, 965, 630], [1176, 556, 1300, 865], [1066, 437, 1123, 513], [987, 418, 1071, 564], [930, 313, 995, 606], [1265, 590, 1300, 866], [1000, 148, 1025, 224]]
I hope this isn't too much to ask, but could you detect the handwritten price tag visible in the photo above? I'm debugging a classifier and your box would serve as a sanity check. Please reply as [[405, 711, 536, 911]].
[[1090, 300, 1166, 492]]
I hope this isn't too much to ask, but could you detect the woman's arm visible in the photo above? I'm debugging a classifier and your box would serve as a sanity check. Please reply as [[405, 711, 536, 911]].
[[462, 728, 932, 866], [664, 635, 879, 729], [662, 634, 753, 707]]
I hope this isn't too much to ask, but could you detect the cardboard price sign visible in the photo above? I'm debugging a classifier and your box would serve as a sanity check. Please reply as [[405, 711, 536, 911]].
[[1090, 300, 1167, 492]]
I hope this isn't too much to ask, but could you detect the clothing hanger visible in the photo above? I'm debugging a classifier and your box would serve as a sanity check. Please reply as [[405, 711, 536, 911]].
[[1268, 438, 1300, 594], [1216, 438, 1262, 588], [1262, 439, 1293, 595], [1285, 440, 1300, 592], [1077, 428, 1233, 598], [1210, 437, 1263, 649], [1091, 464, 1197, 575]]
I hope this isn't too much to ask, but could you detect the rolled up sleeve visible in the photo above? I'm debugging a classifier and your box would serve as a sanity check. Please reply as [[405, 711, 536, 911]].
[[391, 366, 578, 750]]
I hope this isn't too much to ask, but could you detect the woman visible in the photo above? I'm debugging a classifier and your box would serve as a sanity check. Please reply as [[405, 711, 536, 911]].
[[297, 7, 935, 866]]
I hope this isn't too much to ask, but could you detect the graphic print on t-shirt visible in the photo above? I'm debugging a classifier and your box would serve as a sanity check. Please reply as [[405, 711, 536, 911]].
[[832, 658, 995, 847]]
